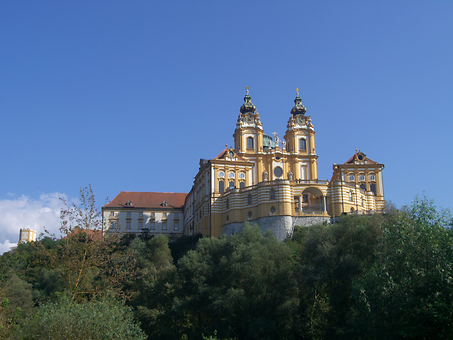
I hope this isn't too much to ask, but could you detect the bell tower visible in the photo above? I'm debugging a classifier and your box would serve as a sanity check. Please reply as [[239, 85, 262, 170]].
[[284, 89, 318, 180], [233, 87, 264, 155]]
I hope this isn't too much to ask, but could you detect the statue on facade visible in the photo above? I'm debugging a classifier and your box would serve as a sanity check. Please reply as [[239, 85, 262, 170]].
[[288, 171, 293, 181], [263, 170, 268, 181]]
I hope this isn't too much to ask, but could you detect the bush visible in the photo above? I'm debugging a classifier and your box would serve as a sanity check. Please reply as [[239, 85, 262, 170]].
[[13, 296, 146, 340]]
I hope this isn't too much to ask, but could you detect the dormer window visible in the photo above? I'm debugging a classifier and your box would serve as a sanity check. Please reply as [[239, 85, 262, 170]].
[[162, 201, 167, 207], [126, 200, 132, 206]]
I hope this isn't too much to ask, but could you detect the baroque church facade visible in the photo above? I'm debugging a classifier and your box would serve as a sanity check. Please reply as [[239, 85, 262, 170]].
[[183, 88, 384, 240], [103, 88, 384, 240]]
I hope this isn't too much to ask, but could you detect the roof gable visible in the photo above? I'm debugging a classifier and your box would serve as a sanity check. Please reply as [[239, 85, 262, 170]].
[[344, 151, 377, 165]]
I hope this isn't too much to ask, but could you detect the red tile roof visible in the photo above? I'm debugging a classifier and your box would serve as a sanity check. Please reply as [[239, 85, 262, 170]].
[[64, 228, 103, 241], [103, 192, 187, 209], [214, 147, 229, 159], [214, 148, 248, 162], [344, 152, 376, 164]]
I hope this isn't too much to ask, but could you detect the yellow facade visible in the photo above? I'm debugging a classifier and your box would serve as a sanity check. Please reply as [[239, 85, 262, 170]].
[[18, 228, 37, 244], [184, 89, 385, 240]]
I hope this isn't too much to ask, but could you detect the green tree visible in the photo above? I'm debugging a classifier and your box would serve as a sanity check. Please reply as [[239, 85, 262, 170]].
[[12, 296, 146, 340], [0, 274, 35, 339], [288, 214, 383, 339], [149, 223, 298, 340], [354, 196, 453, 339], [41, 186, 138, 301]]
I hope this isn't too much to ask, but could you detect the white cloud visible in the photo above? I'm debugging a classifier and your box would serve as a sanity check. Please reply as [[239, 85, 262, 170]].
[[0, 240, 17, 256], [0, 193, 67, 255]]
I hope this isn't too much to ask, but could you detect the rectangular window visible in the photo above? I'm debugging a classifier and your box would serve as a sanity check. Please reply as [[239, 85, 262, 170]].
[[139, 212, 143, 218], [174, 222, 179, 230], [110, 211, 114, 216], [174, 213, 178, 219], [301, 166, 307, 180], [163, 212, 167, 218], [126, 221, 131, 229], [151, 212, 155, 218], [127, 212, 131, 218], [303, 194, 308, 203], [162, 222, 167, 230], [139, 222, 143, 229], [150, 222, 155, 230]]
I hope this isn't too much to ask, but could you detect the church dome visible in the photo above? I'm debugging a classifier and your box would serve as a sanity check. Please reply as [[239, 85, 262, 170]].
[[290, 89, 307, 116], [240, 87, 256, 114]]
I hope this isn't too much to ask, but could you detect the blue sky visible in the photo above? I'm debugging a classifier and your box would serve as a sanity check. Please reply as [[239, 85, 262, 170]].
[[1, 1, 452, 253]]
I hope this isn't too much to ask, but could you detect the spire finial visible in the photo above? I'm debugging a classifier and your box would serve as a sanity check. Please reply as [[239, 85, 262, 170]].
[[240, 86, 256, 114], [290, 88, 306, 116]]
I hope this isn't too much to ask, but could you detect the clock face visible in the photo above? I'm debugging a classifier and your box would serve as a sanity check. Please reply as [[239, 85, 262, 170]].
[[297, 116, 305, 125], [245, 116, 253, 124]]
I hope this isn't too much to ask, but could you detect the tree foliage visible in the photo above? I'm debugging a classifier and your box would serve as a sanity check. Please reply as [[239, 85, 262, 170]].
[[12, 296, 146, 340], [1, 192, 452, 339], [354, 195, 453, 339]]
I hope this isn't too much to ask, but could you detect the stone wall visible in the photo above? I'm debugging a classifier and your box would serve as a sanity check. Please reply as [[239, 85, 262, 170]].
[[222, 215, 331, 241]]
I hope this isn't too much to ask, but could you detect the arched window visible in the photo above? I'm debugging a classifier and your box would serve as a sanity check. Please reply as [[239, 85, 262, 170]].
[[270, 188, 275, 200], [240, 182, 245, 189], [248, 194, 252, 205], [226, 198, 229, 209], [360, 183, 366, 191], [299, 138, 306, 151], [229, 181, 235, 189], [247, 137, 254, 149], [349, 191, 353, 201], [219, 180, 224, 193], [370, 183, 377, 196]]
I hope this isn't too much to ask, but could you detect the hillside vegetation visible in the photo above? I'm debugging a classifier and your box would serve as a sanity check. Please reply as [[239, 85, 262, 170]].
[[1, 192, 452, 340]]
